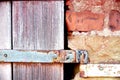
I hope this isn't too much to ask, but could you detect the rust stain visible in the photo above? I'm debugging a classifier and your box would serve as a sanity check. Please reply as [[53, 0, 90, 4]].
[[0, 50, 88, 63], [79, 71, 85, 77]]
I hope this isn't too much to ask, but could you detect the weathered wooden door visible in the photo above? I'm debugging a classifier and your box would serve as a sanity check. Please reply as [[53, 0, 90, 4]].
[[0, 1, 64, 80]]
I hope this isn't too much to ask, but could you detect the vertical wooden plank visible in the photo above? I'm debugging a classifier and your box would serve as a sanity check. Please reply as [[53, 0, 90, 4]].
[[0, 63, 11, 80], [0, 2, 11, 49], [13, 63, 63, 80], [12, 1, 64, 80], [13, 1, 64, 50], [0, 2, 11, 80]]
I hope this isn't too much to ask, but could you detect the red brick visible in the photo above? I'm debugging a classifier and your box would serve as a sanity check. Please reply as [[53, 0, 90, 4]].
[[66, 0, 71, 5], [86, 0, 106, 6], [96, 0, 106, 5], [66, 0, 74, 10], [66, 11, 77, 31], [109, 10, 120, 31], [66, 11, 104, 31], [115, 0, 120, 2]]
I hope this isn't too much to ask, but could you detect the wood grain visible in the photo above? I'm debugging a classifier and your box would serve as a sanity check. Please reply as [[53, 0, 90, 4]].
[[13, 63, 63, 80], [0, 2, 11, 80], [0, 2, 11, 49], [13, 1, 64, 50], [12, 1, 64, 80]]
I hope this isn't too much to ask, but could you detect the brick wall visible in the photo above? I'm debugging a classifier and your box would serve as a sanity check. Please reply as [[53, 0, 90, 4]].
[[66, 0, 120, 80], [66, 0, 120, 32]]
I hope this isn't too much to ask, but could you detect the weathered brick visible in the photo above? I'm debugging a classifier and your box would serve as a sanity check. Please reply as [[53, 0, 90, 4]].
[[66, 11, 104, 31], [66, 11, 76, 31], [115, 0, 120, 2], [109, 10, 120, 31], [66, 0, 74, 10]]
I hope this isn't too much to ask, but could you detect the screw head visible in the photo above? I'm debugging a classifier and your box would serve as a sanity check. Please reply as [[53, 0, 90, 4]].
[[98, 65, 104, 71], [4, 54, 7, 57]]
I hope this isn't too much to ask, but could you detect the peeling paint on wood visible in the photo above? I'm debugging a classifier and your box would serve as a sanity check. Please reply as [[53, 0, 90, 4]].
[[80, 64, 120, 77], [74, 72, 120, 80]]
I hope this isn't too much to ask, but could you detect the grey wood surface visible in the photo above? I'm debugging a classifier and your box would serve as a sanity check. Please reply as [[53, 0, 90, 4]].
[[0, 2, 11, 80], [13, 63, 63, 80], [12, 1, 64, 80], [13, 1, 64, 50]]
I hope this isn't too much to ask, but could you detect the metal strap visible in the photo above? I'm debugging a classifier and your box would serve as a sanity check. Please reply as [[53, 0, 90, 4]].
[[0, 50, 89, 63]]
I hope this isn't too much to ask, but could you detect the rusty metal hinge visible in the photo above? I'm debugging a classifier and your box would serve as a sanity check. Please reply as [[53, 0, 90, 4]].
[[0, 50, 89, 63]]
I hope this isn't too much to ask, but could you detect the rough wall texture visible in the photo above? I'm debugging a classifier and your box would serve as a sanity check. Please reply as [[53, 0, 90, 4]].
[[66, 0, 120, 80], [68, 35, 120, 63], [109, 10, 120, 31], [66, 0, 120, 32], [67, 0, 120, 62], [66, 11, 104, 31]]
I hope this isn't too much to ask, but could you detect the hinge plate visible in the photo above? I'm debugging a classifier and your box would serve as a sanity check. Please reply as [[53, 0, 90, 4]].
[[0, 50, 89, 63]]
